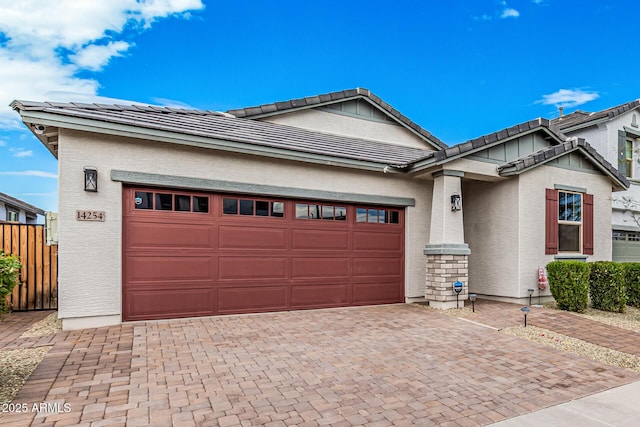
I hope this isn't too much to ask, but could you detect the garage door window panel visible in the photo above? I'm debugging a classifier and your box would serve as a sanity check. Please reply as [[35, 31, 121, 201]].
[[155, 193, 173, 210], [174, 195, 191, 211], [356, 207, 400, 224], [134, 192, 154, 209], [192, 196, 209, 213]]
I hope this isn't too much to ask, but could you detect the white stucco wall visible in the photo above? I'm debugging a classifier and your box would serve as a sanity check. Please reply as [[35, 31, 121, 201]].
[[561, 112, 640, 231], [261, 109, 435, 150], [56, 129, 434, 328]]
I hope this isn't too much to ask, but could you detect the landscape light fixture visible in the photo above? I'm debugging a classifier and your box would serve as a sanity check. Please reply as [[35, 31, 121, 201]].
[[520, 306, 530, 328], [84, 167, 98, 192], [450, 193, 462, 212], [469, 293, 477, 312], [527, 288, 534, 306], [453, 281, 463, 308]]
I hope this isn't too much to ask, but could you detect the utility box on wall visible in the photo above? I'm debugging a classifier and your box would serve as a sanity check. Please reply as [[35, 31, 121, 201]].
[[45, 212, 58, 245]]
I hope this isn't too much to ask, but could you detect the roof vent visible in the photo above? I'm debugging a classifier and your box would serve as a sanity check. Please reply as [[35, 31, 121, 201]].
[[558, 106, 564, 119]]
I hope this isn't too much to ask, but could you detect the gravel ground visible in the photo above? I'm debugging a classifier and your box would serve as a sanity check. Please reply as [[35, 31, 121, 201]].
[[20, 312, 62, 338], [0, 347, 50, 406], [0, 313, 61, 408], [504, 325, 640, 373]]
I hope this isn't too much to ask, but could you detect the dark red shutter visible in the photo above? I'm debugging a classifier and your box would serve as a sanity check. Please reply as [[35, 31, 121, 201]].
[[545, 189, 558, 254], [583, 193, 594, 255]]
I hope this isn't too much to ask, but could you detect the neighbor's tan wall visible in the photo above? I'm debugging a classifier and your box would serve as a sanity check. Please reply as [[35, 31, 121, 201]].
[[518, 165, 614, 296], [262, 109, 434, 150], [462, 178, 520, 297], [56, 129, 434, 325]]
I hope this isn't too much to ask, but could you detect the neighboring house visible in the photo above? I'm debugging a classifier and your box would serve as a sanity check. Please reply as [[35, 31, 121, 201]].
[[11, 88, 628, 330], [553, 101, 640, 262], [0, 192, 44, 224]]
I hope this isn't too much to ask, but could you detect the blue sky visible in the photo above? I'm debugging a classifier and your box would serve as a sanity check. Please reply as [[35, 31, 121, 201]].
[[0, 0, 637, 213]]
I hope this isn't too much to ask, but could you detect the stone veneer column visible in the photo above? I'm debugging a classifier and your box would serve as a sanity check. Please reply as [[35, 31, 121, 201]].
[[424, 244, 470, 309], [425, 170, 471, 309]]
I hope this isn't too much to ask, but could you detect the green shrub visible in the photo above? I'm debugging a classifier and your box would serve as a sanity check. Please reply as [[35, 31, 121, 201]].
[[0, 251, 22, 313], [589, 261, 627, 313], [625, 263, 640, 308], [547, 261, 590, 312]]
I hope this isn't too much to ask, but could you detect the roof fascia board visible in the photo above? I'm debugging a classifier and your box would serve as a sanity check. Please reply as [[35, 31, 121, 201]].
[[19, 110, 398, 172], [500, 146, 628, 190], [236, 95, 364, 120], [111, 170, 416, 207], [559, 116, 611, 133], [406, 127, 562, 173]]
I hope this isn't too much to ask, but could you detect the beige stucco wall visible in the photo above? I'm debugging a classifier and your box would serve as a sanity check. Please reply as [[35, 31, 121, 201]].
[[519, 165, 613, 292], [462, 178, 520, 297], [261, 109, 435, 150], [463, 164, 614, 301], [56, 129, 434, 328]]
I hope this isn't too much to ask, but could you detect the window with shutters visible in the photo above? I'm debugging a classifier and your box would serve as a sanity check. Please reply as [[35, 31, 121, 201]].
[[619, 130, 638, 179], [623, 137, 635, 179], [558, 191, 582, 252], [545, 188, 593, 255]]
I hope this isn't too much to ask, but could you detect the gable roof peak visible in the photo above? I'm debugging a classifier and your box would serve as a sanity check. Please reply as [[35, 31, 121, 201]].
[[225, 88, 447, 150], [553, 99, 640, 130]]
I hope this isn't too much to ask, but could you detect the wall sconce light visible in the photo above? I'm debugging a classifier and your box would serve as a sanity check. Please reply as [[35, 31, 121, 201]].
[[84, 167, 98, 192], [451, 193, 462, 211]]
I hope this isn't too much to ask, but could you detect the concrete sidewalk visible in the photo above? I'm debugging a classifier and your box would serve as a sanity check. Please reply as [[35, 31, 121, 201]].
[[491, 381, 640, 426]]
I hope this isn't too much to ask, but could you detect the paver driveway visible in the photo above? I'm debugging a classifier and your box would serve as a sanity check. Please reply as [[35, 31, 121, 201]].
[[2, 304, 639, 426]]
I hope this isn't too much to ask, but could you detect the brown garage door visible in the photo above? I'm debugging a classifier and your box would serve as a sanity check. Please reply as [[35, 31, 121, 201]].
[[122, 186, 404, 321]]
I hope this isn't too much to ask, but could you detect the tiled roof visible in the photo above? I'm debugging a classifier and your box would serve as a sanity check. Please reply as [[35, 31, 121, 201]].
[[11, 100, 434, 166], [497, 138, 629, 188], [414, 118, 566, 165], [0, 192, 45, 215], [553, 100, 640, 130], [226, 88, 447, 150]]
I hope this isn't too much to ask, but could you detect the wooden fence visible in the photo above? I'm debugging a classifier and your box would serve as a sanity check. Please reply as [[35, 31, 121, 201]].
[[1, 224, 58, 311]]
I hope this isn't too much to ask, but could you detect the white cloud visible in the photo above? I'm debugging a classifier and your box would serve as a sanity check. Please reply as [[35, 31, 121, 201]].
[[0, 0, 205, 129], [12, 149, 33, 157], [501, 8, 520, 18], [0, 170, 58, 179], [21, 192, 57, 197], [538, 89, 600, 108], [69, 41, 132, 71]]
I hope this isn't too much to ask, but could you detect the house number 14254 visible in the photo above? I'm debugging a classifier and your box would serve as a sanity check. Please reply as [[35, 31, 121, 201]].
[[76, 210, 105, 221]]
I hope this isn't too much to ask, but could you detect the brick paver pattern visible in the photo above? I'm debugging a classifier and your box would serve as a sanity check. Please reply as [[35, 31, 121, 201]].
[[1, 303, 639, 426]]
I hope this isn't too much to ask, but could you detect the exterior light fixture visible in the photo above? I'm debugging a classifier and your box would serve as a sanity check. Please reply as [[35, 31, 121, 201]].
[[450, 193, 462, 212], [469, 293, 477, 312], [453, 281, 463, 308], [84, 167, 98, 192], [527, 288, 534, 306], [520, 306, 530, 327]]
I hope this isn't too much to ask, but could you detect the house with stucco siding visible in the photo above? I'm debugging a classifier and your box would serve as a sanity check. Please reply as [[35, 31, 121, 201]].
[[553, 100, 640, 262], [11, 88, 629, 330], [0, 192, 44, 224]]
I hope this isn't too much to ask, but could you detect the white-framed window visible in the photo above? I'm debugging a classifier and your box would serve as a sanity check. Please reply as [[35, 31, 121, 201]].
[[558, 191, 582, 252]]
